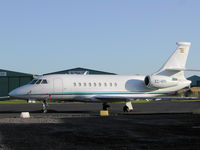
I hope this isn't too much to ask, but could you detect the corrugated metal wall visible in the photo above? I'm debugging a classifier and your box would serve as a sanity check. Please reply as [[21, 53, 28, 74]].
[[0, 77, 8, 97], [187, 75, 200, 87], [0, 70, 33, 97], [197, 81, 200, 87], [0, 76, 33, 97]]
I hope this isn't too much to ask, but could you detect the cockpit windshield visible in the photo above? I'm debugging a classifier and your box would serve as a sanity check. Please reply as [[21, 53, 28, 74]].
[[29, 79, 48, 85], [36, 79, 42, 84], [30, 79, 38, 84], [41, 79, 48, 84]]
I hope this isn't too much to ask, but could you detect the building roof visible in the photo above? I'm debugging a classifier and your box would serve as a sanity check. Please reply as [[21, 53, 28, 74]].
[[0, 69, 33, 77], [187, 75, 200, 80], [44, 67, 116, 75]]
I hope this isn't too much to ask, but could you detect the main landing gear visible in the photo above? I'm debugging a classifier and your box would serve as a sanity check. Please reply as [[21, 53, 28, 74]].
[[103, 103, 110, 110], [102, 101, 133, 112], [123, 101, 133, 112]]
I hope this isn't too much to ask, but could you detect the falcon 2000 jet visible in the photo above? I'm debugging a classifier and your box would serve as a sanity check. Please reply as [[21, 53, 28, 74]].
[[9, 42, 200, 113]]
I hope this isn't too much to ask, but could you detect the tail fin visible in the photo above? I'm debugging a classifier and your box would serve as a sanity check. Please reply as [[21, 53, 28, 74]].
[[155, 42, 191, 78]]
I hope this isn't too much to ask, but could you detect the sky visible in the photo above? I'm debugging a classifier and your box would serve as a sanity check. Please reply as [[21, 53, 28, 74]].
[[0, 0, 200, 77]]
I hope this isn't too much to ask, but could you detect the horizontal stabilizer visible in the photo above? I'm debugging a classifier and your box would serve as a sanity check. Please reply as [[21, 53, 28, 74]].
[[166, 68, 200, 71]]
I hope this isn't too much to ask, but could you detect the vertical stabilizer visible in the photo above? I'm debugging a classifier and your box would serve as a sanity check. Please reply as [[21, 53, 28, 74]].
[[155, 42, 191, 78]]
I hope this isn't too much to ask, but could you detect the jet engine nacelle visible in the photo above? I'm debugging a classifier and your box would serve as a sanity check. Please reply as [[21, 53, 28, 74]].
[[144, 75, 178, 89]]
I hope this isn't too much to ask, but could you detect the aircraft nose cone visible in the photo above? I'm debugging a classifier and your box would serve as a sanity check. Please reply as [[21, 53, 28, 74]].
[[9, 89, 17, 97], [9, 84, 32, 99], [9, 87, 27, 98]]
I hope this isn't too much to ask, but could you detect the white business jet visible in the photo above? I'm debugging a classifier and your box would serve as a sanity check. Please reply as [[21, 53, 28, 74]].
[[9, 42, 199, 113]]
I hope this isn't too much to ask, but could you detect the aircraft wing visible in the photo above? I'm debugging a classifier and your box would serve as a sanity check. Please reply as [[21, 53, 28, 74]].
[[0, 96, 10, 101], [94, 96, 199, 102]]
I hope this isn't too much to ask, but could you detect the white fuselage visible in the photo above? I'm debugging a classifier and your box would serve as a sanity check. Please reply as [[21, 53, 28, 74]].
[[9, 74, 191, 103]]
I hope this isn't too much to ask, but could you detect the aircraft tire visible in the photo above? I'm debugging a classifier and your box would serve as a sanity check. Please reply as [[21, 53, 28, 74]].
[[123, 105, 129, 112]]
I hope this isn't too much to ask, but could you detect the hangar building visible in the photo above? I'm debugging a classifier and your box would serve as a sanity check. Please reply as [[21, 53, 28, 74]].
[[44, 67, 116, 75], [187, 75, 200, 87], [0, 69, 33, 97]]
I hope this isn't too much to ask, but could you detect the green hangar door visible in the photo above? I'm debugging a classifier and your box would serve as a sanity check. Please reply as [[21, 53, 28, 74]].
[[0, 70, 33, 97], [9, 77, 20, 93], [0, 77, 8, 97]]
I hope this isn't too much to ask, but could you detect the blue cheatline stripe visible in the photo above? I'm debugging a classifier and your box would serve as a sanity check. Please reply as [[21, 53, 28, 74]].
[[31, 90, 175, 95]]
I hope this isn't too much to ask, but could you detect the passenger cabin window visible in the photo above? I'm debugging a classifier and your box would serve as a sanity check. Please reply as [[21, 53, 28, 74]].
[[72, 82, 118, 88], [41, 79, 48, 84], [36, 79, 42, 84]]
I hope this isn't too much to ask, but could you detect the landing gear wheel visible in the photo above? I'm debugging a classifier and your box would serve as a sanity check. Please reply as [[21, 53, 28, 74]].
[[123, 105, 129, 112], [123, 101, 133, 112], [103, 103, 110, 110], [43, 109, 47, 113], [42, 100, 48, 113]]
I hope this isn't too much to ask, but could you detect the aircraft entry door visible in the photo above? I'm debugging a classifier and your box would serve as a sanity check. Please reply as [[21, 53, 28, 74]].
[[53, 78, 63, 99]]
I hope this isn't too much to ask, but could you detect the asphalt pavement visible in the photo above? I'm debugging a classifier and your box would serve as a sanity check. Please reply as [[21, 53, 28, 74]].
[[0, 101, 199, 150], [0, 100, 199, 115]]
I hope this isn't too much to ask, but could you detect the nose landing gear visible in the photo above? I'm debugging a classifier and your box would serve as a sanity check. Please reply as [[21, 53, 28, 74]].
[[42, 100, 48, 113], [42, 95, 52, 113]]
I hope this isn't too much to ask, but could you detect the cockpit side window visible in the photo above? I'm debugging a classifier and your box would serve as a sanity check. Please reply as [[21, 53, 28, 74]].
[[41, 79, 48, 84], [30, 79, 38, 84], [36, 79, 42, 84]]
